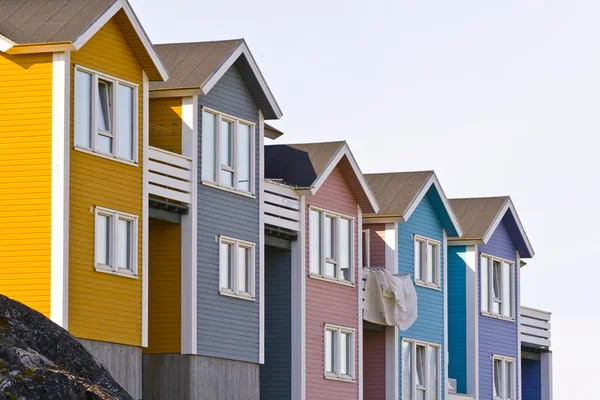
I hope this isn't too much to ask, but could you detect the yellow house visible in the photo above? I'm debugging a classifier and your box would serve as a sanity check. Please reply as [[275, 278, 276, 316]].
[[0, 1, 168, 397]]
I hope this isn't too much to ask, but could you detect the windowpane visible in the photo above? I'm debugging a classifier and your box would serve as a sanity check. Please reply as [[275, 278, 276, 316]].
[[362, 230, 369, 268], [325, 329, 336, 373], [325, 262, 336, 278], [219, 242, 233, 290], [74, 70, 92, 148], [427, 242, 435, 283], [97, 80, 112, 132], [96, 214, 110, 265], [505, 361, 513, 400], [309, 210, 321, 274], [415, 239, 422, 280], [416, 345, 425, 387], [339, 218, 351, 281], [325, 216, 335, 259], [493, 359, 502, 398], [502, 262, 512, 317], [117, 84, 134, 160], [416, 390, 425, 400], [481, 257, 489, 312], [238, 246, 250, 293], [402, 341, 412, 400], [238, 123, 252, 192], [221, 169, 234, 187], [117, 218, 132, 270], [97, 135, 112, 154], [341, 332, 351, 376], [428, 346, 438, 400], [493, 260, 502, 314], [220, 120, 233, 167], [202, 112, 216, 181]]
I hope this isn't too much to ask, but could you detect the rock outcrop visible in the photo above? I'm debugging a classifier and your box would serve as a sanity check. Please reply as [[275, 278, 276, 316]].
[[0, 294, 132, 400]]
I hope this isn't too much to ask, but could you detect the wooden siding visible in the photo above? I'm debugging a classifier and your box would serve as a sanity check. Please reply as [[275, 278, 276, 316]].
[[260, 245, 292, 399], [397, 188, 446, 399], [478, 218, 519, 400], [447, 246, 468, 394], [0, 52, 53, 316], [363, 328, 386, 400], [145, 219, 181, 354], [367, 223, 386, 269], [305, 167, 360, 400], [149, 97, 183, 154], [196, 63, 261, 362], [68, 17, 144, 346]]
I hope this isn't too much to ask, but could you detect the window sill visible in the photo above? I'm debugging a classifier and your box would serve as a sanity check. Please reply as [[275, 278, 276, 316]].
[[309, 273, 355, 287], [74, 146, 138, 167], [324, 374, 355, 383], [415, 280, 441, 291], [95, 265, 138, 279], [201, 180, 255, 199], [481, 311, 515, 322], [219, 290, 256, 302]]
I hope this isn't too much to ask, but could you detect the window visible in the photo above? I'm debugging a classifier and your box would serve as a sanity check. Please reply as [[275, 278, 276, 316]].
[[74, 66, 138, 162], [492, 355, 515, 400], [402, 340, 440, 400], [414, 235, 440, 288], [201, 108, 255, 194], [481, 255, 514, 318], [309, 208, 354, 283], [324, 324, 355, 381], [362, 229, 370, 269], [94, 207, 137, 277], [219, 236, 255, 299]]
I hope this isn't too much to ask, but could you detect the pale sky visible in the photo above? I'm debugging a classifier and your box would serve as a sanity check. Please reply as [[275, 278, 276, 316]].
[[132, 0, 598, 397]]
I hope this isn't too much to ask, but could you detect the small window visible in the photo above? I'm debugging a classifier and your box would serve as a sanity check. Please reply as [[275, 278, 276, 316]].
[[219, 236, 255, 299], [402, 340, 440, 400], [309, 207, 354, 284], [362, 229, 370, 269], [94, 207, 137, 277], [481, 255, 514, 318], [492, 355, 515, 400], [201, 109, 255, 194], [74, 67, 138, 162], [324, 324, 355, 381], [414, 235, 440, 288]]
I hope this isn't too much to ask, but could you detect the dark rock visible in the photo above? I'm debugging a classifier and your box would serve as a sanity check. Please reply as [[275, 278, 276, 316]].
[[0, 294, 132, 400]]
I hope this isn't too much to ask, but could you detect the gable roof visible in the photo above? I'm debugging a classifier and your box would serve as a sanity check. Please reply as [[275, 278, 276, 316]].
[[364, 171, 463, 237], [265, 141, 379, 214], [150, 39, 282, 120], [449, 196, 534, 258], [0, 0, 168, 81]]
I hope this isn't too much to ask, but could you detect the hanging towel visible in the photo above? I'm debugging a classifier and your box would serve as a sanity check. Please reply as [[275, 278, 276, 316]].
[[363, 269, 418, 330]]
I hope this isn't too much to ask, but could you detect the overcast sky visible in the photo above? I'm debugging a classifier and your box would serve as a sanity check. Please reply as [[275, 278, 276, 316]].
[[132, 0, 598, 397]]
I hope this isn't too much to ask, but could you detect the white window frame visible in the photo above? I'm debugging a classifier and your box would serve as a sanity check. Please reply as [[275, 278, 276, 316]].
[[201, 107, 256, 196], [414, 234, 441, 289], [94, 206, 138, 278], [362, 229, 370, 269], [74, 65, 139, 164], [218, 235, 256, 301], [309, 206, 355, 285], [402, 339, 442, 400], [481, 254, 515, 320], [492, 355, 516, 400], [324, 324, 356, 382]]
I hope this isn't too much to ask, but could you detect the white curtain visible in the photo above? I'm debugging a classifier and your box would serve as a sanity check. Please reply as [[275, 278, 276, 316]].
[[402, 341, 412, 400], [428, 346, 438, 400]]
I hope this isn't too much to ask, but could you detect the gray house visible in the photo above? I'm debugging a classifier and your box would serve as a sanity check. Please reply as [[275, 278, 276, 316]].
[[143, 39, 282, 399]]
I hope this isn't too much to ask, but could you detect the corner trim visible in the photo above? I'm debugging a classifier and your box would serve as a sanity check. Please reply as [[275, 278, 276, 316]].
[[259, 110, 265, 364], [443, 229, 449, 399], [141, 71, 150, 347], [50, 51, 70, 329]]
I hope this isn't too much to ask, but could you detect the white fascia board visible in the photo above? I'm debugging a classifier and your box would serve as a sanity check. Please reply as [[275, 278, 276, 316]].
[[362, 216, 405, 224], [0, 34, 15, 52], [481, 198, 535, 258], [201, 41, 283, 119]]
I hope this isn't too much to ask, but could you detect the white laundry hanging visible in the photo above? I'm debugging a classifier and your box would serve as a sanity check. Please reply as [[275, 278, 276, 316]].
[[363, 268, 418, 330]]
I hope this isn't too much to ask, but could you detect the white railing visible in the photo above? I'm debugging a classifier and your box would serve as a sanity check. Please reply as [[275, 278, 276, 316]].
[[264, 180, 301, 232], [520, 306, 552, 349], [147, 146, 193, 205]]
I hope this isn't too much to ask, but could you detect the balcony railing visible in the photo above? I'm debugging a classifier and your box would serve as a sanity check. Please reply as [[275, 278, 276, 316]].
[[264, 180, 300, 232], [147, 146, 193, 205], [520, 306, 552, 349]]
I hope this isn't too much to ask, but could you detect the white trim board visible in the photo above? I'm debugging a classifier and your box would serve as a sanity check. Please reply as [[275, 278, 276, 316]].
[[141, 71, 149, 347], [0, 33, 15, 52], [259, 110, 265, 364], [465, 245, 479, 398], [291, 195, 307, 400], [50, 51, 70, 329]]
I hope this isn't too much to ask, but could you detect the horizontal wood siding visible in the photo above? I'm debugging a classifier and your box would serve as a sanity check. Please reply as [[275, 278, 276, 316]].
[[363, 328, 386, 400], [397, 188, 446, 400], [196, 63, 260, 362], [149, 97, 183, 154], [447, 246, 468, 394], [0, 52, 52, 316], [521, 358, 541, 400], [305, 167, 359, 400], [260, 245, 292, 399], [478, 218, 519, 400], [145, 219, 181, 354], [368, 223, 386, 269], [69, 17, 144, 346]]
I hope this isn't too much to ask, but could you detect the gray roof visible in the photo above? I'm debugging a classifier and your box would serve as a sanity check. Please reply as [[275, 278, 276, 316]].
[[364, 171, 434, 217], [449, 196, 509, 240]]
